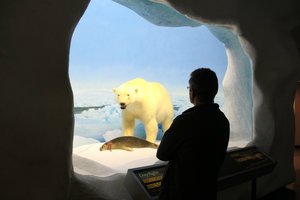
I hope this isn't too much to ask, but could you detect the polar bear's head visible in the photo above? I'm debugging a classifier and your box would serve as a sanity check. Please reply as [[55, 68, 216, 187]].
[[113, 86, 139, 109]]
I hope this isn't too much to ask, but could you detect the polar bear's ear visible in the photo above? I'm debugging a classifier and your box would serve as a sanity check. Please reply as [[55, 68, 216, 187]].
[[135, 86, 142, 93], [113, 88, 117, 93]]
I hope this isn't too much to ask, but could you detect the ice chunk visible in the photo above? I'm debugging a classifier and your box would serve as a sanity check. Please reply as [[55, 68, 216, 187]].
[[73, 135, 100, 148], [74, 104, 122, 141], [103, 129, 123, 141]]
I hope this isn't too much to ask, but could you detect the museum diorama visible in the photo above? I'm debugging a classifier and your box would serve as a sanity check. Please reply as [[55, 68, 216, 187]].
[[1, 0, 300, 199]]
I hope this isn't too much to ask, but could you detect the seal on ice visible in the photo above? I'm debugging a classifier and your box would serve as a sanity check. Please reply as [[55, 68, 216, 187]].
[[100, 136, 158, 151]]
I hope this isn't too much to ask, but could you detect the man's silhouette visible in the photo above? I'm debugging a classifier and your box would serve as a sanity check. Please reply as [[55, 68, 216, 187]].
[[157, 68, 230, 200]]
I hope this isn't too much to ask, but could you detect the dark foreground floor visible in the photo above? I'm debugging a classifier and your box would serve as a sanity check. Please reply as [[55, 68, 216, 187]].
[[259, 148, 300, 200]]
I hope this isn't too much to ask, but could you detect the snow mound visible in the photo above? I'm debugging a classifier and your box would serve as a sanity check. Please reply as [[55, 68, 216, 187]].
[[73, 143, 160, 176]]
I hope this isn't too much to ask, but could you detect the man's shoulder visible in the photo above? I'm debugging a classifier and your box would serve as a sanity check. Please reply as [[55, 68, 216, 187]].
[[173, 112, 192, 125]]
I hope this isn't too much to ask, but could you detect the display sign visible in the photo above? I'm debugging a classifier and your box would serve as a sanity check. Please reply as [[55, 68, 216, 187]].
[[218, 146, 276, 191], [135, 165, 165, 197], [124, 164, 166, 200], [231, 147, 273, 169], [124, 146, 276, 200]]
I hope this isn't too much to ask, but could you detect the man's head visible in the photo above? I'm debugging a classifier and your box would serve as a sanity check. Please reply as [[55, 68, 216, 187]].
[[189, 68, 218, 105]]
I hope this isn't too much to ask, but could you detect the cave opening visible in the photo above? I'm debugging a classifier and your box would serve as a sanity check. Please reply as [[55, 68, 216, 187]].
[[69, 0, 251, 176]]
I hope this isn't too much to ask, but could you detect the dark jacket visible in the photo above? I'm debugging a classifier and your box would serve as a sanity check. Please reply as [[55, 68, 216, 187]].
[[156, 103, 229, 200]]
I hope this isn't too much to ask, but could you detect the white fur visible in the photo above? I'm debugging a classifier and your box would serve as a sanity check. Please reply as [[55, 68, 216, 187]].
[[113, 78, 173, 143]]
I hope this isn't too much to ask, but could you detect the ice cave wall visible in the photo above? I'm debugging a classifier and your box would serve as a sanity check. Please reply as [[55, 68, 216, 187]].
[[1, 0, 300, 199]]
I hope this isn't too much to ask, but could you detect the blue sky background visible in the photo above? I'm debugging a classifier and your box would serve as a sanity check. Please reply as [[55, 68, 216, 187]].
[[69, 0, 228, 105]]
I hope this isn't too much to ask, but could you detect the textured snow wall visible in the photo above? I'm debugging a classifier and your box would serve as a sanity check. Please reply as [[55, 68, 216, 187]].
[[112, 0, 199, 27], [206, 25, 253, 141]]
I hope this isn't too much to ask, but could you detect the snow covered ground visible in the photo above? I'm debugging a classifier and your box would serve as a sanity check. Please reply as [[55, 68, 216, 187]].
[[73, 142, 161, 176], [73, 136, 249, 177]]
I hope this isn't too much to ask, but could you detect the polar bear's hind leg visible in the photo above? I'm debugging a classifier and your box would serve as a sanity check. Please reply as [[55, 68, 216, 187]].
[[162, 117, 173, 133]]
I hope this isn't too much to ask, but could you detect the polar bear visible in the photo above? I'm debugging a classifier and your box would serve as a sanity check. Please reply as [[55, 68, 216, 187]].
[[113, 78, 173, 143]]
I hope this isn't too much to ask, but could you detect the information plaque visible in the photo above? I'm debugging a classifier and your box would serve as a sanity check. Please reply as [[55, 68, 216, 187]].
[[218, 146, 276, 191], [124, 164, 166, 200], [124, 146, 276, 200]]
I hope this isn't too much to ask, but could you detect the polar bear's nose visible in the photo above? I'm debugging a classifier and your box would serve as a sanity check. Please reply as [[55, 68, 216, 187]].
[[120, 103, 125, 106]]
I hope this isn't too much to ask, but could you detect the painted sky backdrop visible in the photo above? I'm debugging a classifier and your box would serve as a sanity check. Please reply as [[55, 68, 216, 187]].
[[69, 0, 228, 105]]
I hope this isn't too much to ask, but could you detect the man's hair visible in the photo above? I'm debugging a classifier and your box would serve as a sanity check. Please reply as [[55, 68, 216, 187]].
[[189, 68, 218, 103]]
